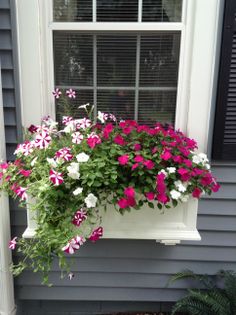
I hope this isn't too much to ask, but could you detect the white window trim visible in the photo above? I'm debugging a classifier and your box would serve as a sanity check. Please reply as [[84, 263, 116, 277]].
[[15, 0, 223, 243]]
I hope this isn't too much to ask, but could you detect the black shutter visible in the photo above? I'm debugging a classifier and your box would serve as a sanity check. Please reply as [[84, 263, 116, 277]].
[[212, 0, 236, 160]]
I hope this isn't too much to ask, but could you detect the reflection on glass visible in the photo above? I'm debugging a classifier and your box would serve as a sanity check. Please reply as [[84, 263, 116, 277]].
[[138, 90, 176, 126], [142, 0, 182, 22], [97, 35, 136, 86], [97, 0, 138, 22], [139, 33, 180, 87], [53, 0, 92, 22], [54, 32, 93, 86], [97, 90, 135, 121]]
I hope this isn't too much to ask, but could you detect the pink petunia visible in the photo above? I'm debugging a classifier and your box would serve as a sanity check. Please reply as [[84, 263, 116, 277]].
[[49, 169, 64, 186], [9, 237, 17, 250], [15, 186, 27, 200], [172, 155, 182, 163], [14, 141, 35, 156], [143, 160, 155, 170], [28, 124, 38, 134], [52, 88, 62, 99], [161, 149, 172, 161], [103, 123, 114, 139], [72, 132, 84, 144], [72, 209, 87, 227], [66, 89, 76, 99], [211, 183, 220, 192], [76, 118, 92, 129], [122, 127, 132, 135], [134, 144, 141, 151], [131, 163, 139, 170], [0, 162, 8, 169], [114, 135, 126, 146], [19, 169, 32, 177], [134, 155, 144, 163], [35, 131, 51, 149], [157, 194, 169, 204], [192, 187, 202, 198], [178, 167, 191, 181], [62, 116, 73, 125], [87, 133, 101, 148], [124, 187, 135, 198], [62, 236, 85, 254], [200, 173, 213, 186], [118, 154, 129, 165], [89, 227, 103, 242], [117, 198, 129, 209], [55, 147, 73, 161], [145, 192, 155, 201]]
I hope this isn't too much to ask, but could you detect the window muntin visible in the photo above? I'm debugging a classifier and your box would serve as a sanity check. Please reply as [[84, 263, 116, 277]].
[[52, 0, 182, 126]]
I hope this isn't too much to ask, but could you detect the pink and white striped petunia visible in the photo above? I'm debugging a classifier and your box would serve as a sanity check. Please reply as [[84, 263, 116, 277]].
[[9, 237, 17, 250], [62, 235, 85, 254], [49, 169, 64, 186], [89, 226, 103, 242], [72, 132, 84, 144], [14, 141, 35, 156], [62, 116, 73, 125], [55, 147, 73, 162], [15, 186, 28, 200], [66, 89, 76, 99], [52, 88, 62, 99], [76, 118, 92, 130], [72, 209, 87, 227], [35, 131, 51, 149]]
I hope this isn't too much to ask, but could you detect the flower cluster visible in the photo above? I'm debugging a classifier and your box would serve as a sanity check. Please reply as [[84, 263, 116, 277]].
[[0, 88, 220, 284]]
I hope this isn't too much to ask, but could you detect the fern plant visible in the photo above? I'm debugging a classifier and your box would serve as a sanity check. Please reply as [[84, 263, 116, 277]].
[[171, 270, 236, 315]]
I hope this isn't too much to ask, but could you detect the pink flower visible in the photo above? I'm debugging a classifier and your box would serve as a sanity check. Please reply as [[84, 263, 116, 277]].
[[127, 197, 136, 207], [211, 183, 220, 192], [9, 237, 17, 250], [72, 132, 83, 144], [114, 135, 126, 146], [19, 169, 32, 177], [192, 187, 202, 198], [49, 169, 64, 186], [172, 155, 182, 163], [157, 194, 169, 204], [62, 116, 73, 125], [122, 127, 132, 135], [55, 147, 73, 161], [89, 227, 103, 242], [66, 88, 76, 99], [15, 186, 27, 200], [76, 118, 92, 129], [145, 192, 155, 201], [131, 163, 139, 170], [15, 141, 35, 156], [0, 162, 8, 169], [156, 173, 167, 203], [117, 198, 129, 209], [178, 167, 191, 181], [200, 173, 213, 186], [103, 123, 114, 139], [118, 154, 129, 165], [143, 160, 155, 170], [35, 131, 51, 149], [183, 159, 192, 167], [87, 133, 101, 148], [28, 124, 38, 133], [52, 88, 62, 99], [161, 149, 172, 161], [124, 187, 135, 198], [134, 144, 141, 151], [109, 114, 116, 122], [72, 209, 87, 227], [134, 155, 143, 163], [62, 236, 85, 254]]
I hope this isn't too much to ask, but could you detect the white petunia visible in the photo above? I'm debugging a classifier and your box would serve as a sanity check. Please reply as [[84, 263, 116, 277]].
[[67, 162, 80, 179], [63, 121, 75, 133], [167, 167, 176, 174], [174, 180, 187, 193], [73, 187, 83, 196], [78, 103, 90, 109], [192, 153, 209, 165], [47, 157, 58, 168], [170, 189, 181, 200], [76, 152, 90, 163], [85, 193, 97, 208]]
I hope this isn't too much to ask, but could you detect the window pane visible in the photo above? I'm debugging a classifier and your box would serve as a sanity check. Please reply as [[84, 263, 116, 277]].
[[142, 0, 182, 22], [53, 0, 92, 22], [139, 33, 180, 87], [97, 89, 135, 121], [138, 90, 176, 125], [53, 32, 93, 86], [97, 35, 136, 86], [56, 89, 93, 122], [97, 0, 138, 22]]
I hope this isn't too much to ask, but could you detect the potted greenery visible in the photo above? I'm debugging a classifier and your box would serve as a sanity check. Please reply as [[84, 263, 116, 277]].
[[1, 89, 220, 284]]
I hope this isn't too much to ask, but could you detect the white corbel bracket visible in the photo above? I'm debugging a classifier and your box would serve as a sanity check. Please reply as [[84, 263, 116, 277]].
[[157, 240, 181, 246]]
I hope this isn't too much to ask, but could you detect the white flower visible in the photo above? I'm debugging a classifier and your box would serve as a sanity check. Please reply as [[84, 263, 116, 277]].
[[47, 157, 58, 168], [170, 189, 181, 200], [76, 152, 90, 163], [192, 153, 209, 165], [167, 167, 176, 174], [67, 163, 80, 180], [63, 121, 75, 133], [31, 157, 38, 166], [78, 103, 90, 109], [158, 169, 168, 176], [174, 180, 187, 192], [97, 111, 108, 123], [85, 193, 97, 208], [73, 187, 83, 196]]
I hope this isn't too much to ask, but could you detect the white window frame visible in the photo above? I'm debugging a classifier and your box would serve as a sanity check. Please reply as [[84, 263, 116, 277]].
[[14, 0, 224, 243]]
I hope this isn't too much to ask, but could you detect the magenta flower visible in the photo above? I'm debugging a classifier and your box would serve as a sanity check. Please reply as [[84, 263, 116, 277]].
[[62, 236, 85, 254], [103, 123, 113, 139], [9, 237, 17, 250], [14, 141, 35, 156], [192, 187, 202, 198], [89, 227, 103, 242], [55, 147, 73, 161], [49, 169, 64, 186], [0, 162, 8, 169], [35, 131, 51, 149], [124, 187, 135, 198], [134, 143, 141, 151], [76, 118, 92, 129], [178, 168, 190, 181], [143, 160, 155, 170], [19, 169, 32, 177], [28, 124, 38, 133], [66, 89, 76, 99], [52, 88, 62, 99], [87, 133, 101, 148], [134, 155, 143, 163], [131, 163, 139, 170], [15, 186, 27, 200], [62, 116, 73, 125], [72, 132, 83, 144], [117, 198, 129, 209], [72, 209, 87, 227], [114, 135, 125, 146], [161, 149, 172, 161], [145, 192, 155, 201], [118, 154, 129, 165], [211, 183, 220, 192]]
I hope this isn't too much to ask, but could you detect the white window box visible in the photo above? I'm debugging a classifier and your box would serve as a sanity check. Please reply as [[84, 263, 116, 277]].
[[23, 198, 200, 245]]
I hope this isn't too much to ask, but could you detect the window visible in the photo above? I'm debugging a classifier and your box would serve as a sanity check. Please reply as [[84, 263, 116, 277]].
[[52, 0, 182, 126]]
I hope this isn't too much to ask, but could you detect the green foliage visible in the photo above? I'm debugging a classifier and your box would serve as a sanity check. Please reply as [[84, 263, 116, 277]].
[[171, 270, 236, 315]]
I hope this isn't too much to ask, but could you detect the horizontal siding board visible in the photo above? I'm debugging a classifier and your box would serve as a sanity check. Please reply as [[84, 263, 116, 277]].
[[202, 183, 236, 199], [2, 69, 14, 88], [0, 30, 12, 49], [211, 166, 236, 182], [0, 0, 10, 9], [4, 107, 16, 126], [2, 89, 15, 107], [0, 50, 13, 69], [198, 199, 236, 215], [5, 125, 17, 143], [197, 214, 236, 231], [0, 9, 11, 29]]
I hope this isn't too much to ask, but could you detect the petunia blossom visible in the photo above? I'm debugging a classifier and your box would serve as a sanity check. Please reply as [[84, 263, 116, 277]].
[[72, 132, 83, 144], [49, 169, 64, 186], [76, 152, 90, 163], [89, 227, 103, 242], [72, 209, 87, 227], [52, 88, 62, 99], [87, 133, 101, 148], [143, 160, 155, 170], [66, 88, 76, 99], [67, 163, 80, 180], [19, 169, 32, 177], [145, 192, 155, 201], [114, 135, 126, 146], [118, 154, 129, 165], [62, 236, 85, 254], [9, 237, 17, 250], [124, 187, 135, 198], [55, 147, 73, 162], [15, 186, 28, 200], [73, 187, 83, 195], [85, 193, 97, 208], [192, 187, 202, 198], [35, 131, 51, 149]]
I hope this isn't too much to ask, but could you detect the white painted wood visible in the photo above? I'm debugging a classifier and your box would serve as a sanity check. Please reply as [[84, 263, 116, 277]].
[[0, 63, 16, 315]]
